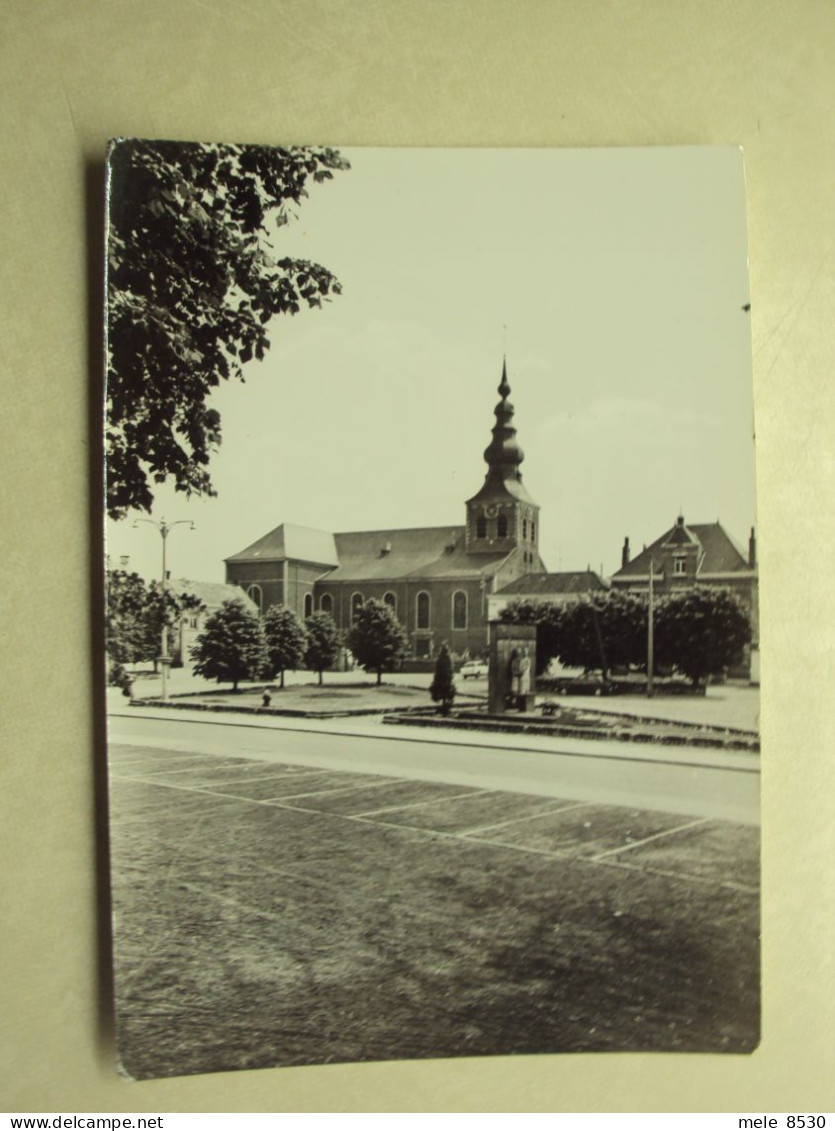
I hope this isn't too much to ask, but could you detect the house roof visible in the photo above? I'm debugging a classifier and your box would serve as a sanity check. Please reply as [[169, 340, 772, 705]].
[[225, 523, 339, 566], [497, 570, 609, 597], [612, 521, 751, 579], [322, 525, 510, 583], [168, 579, 258, 613]]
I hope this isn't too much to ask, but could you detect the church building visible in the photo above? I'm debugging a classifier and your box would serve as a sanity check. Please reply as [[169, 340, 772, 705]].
[[224, 362, 547, 660]]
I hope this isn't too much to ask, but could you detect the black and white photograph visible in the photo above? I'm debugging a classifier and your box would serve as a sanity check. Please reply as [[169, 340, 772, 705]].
[[104, 142, 759, 1081]]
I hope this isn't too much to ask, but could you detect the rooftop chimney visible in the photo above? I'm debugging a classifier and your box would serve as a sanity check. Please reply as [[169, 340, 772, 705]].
[[621, 537, 630, 569], [748, 527, 757, 569]]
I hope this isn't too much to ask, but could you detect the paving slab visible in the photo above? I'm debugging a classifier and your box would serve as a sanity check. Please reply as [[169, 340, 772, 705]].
[[374, 790, 578, 834], [608, 820, 760, 889], [474, 803, 699, 858], [280, 776, 480, 817]]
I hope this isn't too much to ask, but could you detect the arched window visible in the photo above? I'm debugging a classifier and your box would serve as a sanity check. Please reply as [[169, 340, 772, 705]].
[[304, 593, 313, 618], [351, 593, 364, 623], [522, 518, 527, 539], [476, 515, 487, 539], [320, 593, 333, 615], [452, 590, 467, 630], [246, 584, 263, 614], [497, 514, 508, 538], [383, 591, 397, 613], [531, 520, 536, 541], [416, 591, 430, 629]]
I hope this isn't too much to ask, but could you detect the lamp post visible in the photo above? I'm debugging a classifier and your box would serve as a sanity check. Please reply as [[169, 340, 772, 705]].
[[133, 518, 194, 701]]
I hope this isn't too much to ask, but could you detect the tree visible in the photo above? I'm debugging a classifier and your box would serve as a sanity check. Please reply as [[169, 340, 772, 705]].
[[105, 569, 204, 678], [430, 643, 457, 715], [500, 591, 649, 678], [654, 587, 751, 687], [145, 582, 205, 669], [106, 139, 349, 518], [106, 569, 155, 669], [190, 599, 265, 691], [498, 599, 566, 675], [262, 604, 308, 688], [346, 599, 408, 685], [304, 611, 341, 686]]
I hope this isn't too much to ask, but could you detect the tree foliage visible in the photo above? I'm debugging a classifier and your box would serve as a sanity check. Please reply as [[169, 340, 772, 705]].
[[430, 643, 457, 715], [498, 599, 566, 675], [145, 582, 204, 666], [106, 569, 202, 674], [106, 569, 154, 667], [346, 599, 408, 685], [106, 139, 349, 518], [304, 611, 341, 685], [190, 598, 265, 691], [500, 587, 752, 686], [557, 592, 647, 676], [262, 604, 308, 688], [655, 587, 751, 686]]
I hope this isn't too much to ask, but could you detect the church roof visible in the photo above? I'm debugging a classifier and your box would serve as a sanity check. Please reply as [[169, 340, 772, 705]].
[[322, 526, 510, 582], [613, 520, 751, 578], [225, 523, 339, 566], [498, 570, 609, 596]]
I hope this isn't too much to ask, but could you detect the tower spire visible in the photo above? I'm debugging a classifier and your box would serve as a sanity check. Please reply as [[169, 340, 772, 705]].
[[483, 359, 524, 480], [465, 357, 541, 563]]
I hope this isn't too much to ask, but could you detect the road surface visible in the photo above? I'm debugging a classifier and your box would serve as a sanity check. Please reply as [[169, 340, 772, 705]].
[[108, 711, 759, 825]]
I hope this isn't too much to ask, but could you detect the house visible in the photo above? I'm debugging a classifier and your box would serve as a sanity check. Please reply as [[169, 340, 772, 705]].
[[167, 578, 258, 666], [487, 569, 610, 622], [225, 361, 548, 660], [610, 515, 759, 681]]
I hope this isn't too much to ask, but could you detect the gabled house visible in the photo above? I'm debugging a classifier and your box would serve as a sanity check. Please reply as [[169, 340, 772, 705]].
[[610, 515, 759, 680]]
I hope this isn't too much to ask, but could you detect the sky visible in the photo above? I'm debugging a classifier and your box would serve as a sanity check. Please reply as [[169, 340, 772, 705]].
[[105, 145, 756, 585]]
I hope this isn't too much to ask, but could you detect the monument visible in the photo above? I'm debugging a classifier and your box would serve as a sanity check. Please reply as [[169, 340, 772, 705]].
[[488, 622, 537, 714]]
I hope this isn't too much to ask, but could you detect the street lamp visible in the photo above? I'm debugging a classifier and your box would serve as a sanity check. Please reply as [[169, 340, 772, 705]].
[[133, 517, 195, 701]]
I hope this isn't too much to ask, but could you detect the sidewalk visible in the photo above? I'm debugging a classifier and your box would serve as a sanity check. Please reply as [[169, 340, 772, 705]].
[[121, 665, 760, 731], [107, 690, 760, 774]]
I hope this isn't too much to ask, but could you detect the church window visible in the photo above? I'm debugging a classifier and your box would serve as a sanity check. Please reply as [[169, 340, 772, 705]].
[[383, 591, 397, 613], [476, 515, 487, 539], [522, 519, 527, 539], [452, 590, 467, 629], [351, 593, 364, 622], [246, 584, 262, 614], [320, 593, 333, 615], [304, 593, 313, 618], [531, 520, 536, 540], [497, 514, 508, 538], [416, 591, 430, 629]]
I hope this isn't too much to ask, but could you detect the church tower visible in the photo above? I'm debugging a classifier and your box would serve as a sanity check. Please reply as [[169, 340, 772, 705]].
[[465, 360, 543, 573]]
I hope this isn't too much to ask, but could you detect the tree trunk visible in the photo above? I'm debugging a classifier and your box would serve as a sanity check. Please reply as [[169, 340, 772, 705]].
[[377, 668, 382, 685], [280, 669, 285, 689], [318, 669, 323, 686]]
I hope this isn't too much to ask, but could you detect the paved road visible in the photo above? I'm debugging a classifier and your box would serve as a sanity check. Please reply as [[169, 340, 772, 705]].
[[108, 712, 760, 825]]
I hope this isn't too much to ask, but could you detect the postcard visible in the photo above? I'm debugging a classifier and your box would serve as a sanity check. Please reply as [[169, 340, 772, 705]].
[[104, 142, 758, 1079]]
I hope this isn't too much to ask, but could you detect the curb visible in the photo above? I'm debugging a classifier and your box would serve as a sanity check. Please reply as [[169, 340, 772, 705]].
[[381, 713, 760, 752]]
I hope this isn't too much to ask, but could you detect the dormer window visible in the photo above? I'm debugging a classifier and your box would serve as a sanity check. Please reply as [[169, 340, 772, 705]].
[[497, 515, 508, 538], [476, 516, 487, 539], [673, 557, 686, 575]]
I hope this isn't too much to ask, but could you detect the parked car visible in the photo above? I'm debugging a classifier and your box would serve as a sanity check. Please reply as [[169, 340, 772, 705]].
[[459, 660, 489, 680]]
